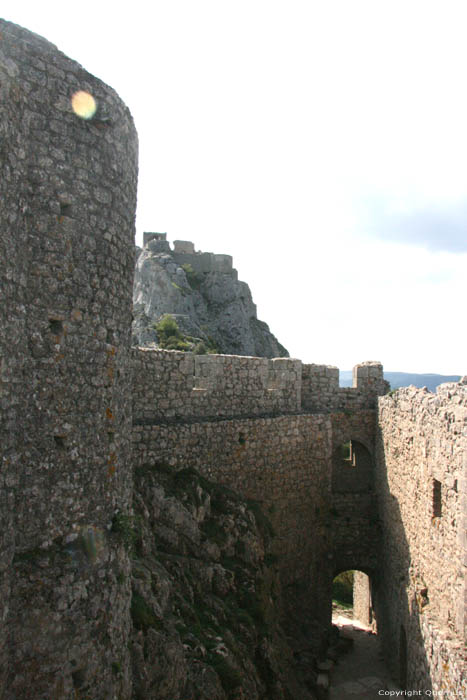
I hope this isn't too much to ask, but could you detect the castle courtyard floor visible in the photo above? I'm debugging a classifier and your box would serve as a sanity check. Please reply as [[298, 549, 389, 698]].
[[329, 612, 400, 699]]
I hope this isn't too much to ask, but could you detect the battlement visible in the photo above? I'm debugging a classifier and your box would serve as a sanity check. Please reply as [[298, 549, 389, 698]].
[[143, 231, 167, 245], [172, 250, 234, 274], [132, 349, 301, 421], [131, 348, 386, 422], [173, 240, 195, 254], [141, 235, 235, 275]]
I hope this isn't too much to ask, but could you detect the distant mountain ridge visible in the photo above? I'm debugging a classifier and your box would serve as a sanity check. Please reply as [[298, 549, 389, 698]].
[[339, 371, 462, 392]]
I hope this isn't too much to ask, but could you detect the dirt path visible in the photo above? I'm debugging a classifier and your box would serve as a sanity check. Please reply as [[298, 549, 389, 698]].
[[328, 610, 401, 699]]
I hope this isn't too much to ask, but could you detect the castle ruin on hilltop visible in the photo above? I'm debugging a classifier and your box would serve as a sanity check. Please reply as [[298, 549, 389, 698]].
[[0, 19, 465, 698]]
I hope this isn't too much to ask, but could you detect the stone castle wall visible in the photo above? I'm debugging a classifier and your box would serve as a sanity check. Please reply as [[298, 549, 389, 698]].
[[1, 19, 465, 698], [132, 348, 386, 421], [375, 381, 467, 693], [301, 361, 389, 412], [0, 20, 138, 699], [133, 414, 331, 586], [132, 349, 302, 421], [131, 351, 386, 639]]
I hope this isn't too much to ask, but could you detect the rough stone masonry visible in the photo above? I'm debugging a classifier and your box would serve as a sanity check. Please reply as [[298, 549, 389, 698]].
[[0, 18, 465, 699], [0, 19, 138, 698]]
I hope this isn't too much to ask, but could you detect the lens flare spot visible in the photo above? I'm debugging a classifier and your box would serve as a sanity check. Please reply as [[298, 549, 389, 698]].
[[71, 91, 97, 120]]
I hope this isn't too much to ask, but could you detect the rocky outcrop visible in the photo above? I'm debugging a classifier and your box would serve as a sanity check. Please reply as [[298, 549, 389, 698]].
[[132, 237, 288, 358], [127, 463, 315, 699]]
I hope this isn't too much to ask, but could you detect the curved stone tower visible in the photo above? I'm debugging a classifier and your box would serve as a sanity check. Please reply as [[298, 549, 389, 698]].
[[0, 20, 138, 697]]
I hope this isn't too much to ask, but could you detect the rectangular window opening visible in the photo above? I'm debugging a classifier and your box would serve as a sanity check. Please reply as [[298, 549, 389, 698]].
[[433, 479, 442, 518], [53, 435, 66, 450], [49, 319, 64, 335]]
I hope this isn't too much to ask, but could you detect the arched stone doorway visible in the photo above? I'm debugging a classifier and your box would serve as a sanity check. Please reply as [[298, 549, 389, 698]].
[[331, 568, 376, 628]]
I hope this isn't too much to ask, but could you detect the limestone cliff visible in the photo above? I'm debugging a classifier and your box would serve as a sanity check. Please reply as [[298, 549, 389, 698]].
[[132, 235, 288, 357]]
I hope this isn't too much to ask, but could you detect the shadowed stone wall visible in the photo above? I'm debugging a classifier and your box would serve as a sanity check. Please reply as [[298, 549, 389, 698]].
[[375, 381, 467, 693], [0, 20, 138, 698], [133, 412, 334, 642], [132, 352, 387, 646], [0, 28, 30, 691]]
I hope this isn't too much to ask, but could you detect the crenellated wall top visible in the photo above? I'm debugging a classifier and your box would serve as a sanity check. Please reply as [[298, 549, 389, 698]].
[[131, 348, 387, 422]]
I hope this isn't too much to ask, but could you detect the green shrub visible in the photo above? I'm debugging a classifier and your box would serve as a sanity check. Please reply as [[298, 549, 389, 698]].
[[206, 336, 220, 354], [332, 570, 354, 606], [209, 656, 242, 691], [182, 263, 203, 289], [193, 337, 220, 355], [131, 592, 161, 631], [193, 341, 207, 355], [154, 314, 215, 353], [340, 442, 351, 460], [171, 281, 187, 295], [162, 336, 191, 351], [111, 513, 140, 552], [155, 314, 182, 343]]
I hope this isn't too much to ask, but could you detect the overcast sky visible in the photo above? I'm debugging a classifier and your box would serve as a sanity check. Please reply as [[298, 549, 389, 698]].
[[3, 1, 466, 374]]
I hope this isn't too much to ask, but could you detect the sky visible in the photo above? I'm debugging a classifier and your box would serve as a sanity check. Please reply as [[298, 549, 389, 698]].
[[2, 1, 466, 374]]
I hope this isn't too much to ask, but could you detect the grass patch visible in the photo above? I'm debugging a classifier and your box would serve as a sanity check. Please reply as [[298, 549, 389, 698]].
[[131, 591, 162, 631], [182, 263, 204, 290], [208, 656, 242, 692], [111, 513, 141, 552], [332, 570, 354, 606]]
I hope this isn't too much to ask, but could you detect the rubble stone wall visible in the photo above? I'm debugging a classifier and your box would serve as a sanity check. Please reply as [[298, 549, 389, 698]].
[[301, 361, 388, 412], [172, 250, 234, 274], [0, 30, 30, 691], [132, 348, 303, 420], [133, 413, 332, 591], [375, 381, 467, 693], [0, 20, 138, 699], [132, 349, 386, 420]]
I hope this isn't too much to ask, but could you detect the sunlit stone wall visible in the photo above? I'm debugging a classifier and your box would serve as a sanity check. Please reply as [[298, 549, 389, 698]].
[[375, 380, 467, 692], [0, 20, 137, 698]]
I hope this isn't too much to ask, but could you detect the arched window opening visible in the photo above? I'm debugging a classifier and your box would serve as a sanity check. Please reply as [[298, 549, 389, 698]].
[[332, 440, 373, 493]]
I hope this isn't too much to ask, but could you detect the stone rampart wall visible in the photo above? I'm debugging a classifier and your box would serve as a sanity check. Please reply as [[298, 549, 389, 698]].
[[132, 348, 302, 421], [172, 250, 233, 274], [375, 380, 467, 692], [132, 349, 386, 421], [301, 361, 387, 412]]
